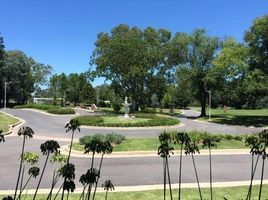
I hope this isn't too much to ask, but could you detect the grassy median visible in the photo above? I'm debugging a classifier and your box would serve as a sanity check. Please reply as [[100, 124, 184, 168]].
[[196, 108, 268, 127], [0, 112, 20, 133]]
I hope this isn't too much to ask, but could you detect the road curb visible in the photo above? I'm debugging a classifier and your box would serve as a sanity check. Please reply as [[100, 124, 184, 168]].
[[17, 108, 79, 116]]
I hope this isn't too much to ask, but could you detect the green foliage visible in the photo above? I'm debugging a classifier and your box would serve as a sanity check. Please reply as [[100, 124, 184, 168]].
[[90, 25, 177, 111], [14, 103, 59, 110], [80, 133, 125, 146], [112, 97, 122, 112], [75, 114, 179, 127], [244, 14, 268, 75]]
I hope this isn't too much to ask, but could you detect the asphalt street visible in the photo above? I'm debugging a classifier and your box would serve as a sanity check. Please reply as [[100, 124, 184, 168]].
[[0, 108, 265, 190]]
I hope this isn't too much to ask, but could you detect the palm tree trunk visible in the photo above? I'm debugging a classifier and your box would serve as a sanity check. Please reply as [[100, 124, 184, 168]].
[[209, 148, 213, 200], [166, 157, 173, 200], [192, 154, 203, 200], [19, 165, 25, 200], [14, 136, 26, 200], [105, 190, 108, 200], [258, 158, 266, 200], [79, 185, 87, 200], [86, 151, 96, 200], [53, 182, 63, 200], [17, 175, 32, 200], [67, 131, 75, 163], [47, 171, 60, 200], [33, 152, 50, 200], [246, 154, 259, 200], [178, 144, 183, 200], [163, 158, 166, 200], [92, 153, 104, 200], [62, 130, 75, 200]]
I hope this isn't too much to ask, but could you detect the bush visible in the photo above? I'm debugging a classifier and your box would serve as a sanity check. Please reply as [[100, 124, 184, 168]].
[[79, 133, 125, 146], [14, 103, 59, 110], [75, 115, 104, 126], [106, 133, 126, 144], [47, 108, 75, 114], [112, 97, 122, 112], [75, 114, 180, 127]]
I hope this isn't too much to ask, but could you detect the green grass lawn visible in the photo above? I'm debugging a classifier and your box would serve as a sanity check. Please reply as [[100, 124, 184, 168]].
[[1, 185, 267, 199], [196, 108, 268, 127], [0, 112, 20, 133], [72, 137, 247, 152]]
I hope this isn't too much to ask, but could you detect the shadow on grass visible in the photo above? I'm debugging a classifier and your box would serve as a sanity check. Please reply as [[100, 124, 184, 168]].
[[209, 115, 268, 127]]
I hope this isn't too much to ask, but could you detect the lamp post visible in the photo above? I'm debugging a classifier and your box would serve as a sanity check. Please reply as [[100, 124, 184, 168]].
[[207, 90, 212, 121], [3, 81, 11, 113]]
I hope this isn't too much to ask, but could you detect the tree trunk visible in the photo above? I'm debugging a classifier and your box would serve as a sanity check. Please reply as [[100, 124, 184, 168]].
[[200, 92, 207, 117]]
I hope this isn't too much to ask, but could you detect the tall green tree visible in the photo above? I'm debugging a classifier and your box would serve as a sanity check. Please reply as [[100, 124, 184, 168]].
[[4, 51, 34, 104], [176, 29, 221, 116], [90, 25, 178, 111], [245, 14, 268, 75]]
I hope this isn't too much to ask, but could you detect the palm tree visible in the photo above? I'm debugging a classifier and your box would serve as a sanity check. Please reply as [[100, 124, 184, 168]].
[[61, 119, 80, 200], [245, 134, 261, 200], [14, 126, 34, 200], [174, 132, 189, 200], [185, 138, 202, 200], [102, 180, 114, 200], [84, 137, 103, 200], [33, 140, 60, 200], [59, 163, 76, 200], [17, 166, 40, 200], [158, 132, 174, 200], [257, 129, 268, 200], [92, 140, 113, 200], [18, 152, 39, 200], [65, 119, 81, 163], [47, 154, 68, 200], [202, 133, 221, 200], [0, 130, 5, 143]]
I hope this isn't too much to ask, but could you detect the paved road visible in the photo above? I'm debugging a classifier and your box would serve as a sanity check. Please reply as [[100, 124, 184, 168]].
[[4, 108, 262, 139], [0, 108, 265, 190], [1, 137, 267, 190]]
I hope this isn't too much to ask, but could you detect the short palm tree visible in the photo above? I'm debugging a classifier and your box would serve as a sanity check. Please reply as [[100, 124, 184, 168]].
[[17, 166, 40, 200], [33, 140, 60, 200], [59, 163, 76, 200], [102, 180, 114, 200], [202, 133, 221, 200], [0, 130, 5, 143], [79, 168, 100, 200], [174, 131, 189, 200], [47, 154, 68, 200], [185, 138, 202, 200], [84, 137, 103, 200], [245, 134, 261, 200], [14, 126, 34, 200], [61, 119, 80, 200], [65, 119, 81, 163], [257, 129, 268, 200], [158, 132, 174, 200], [92, 140, 113, 200], [18, 152, 39, 200]]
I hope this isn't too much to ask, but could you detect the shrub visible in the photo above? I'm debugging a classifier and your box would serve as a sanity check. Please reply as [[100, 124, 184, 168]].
[[14, 103, 59, 110], [47, 108, 75, 114], [79, 133, 125, 146], [112, 97, 122, 112], [75, 116, 104, 126], [106, 133, 125, 144]]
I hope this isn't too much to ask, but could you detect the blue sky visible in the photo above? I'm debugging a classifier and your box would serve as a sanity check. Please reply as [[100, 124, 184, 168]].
[[1, 0, 268, 86]]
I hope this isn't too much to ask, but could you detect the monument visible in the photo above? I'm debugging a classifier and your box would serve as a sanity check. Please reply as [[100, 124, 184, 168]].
[[123, 97, 131, 118]]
